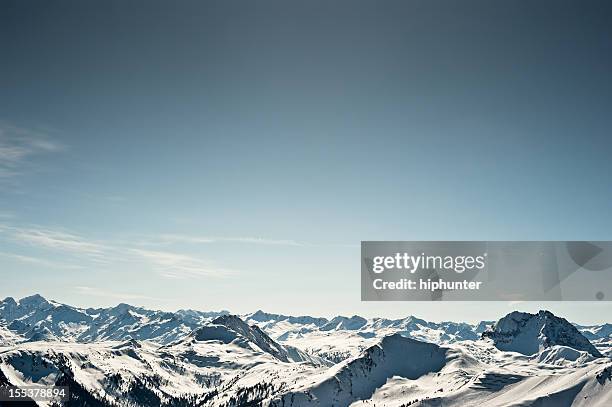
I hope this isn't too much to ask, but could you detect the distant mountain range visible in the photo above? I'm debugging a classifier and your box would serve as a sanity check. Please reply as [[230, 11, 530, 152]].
[[1, 294, 611, 406], [0, 294, 229, 344], [1, 295, 610, 353]]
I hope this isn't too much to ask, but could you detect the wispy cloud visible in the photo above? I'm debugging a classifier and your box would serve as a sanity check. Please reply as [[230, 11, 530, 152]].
[[135, 233, 359, 249], [131, 248, 237, 279], [0, 251, 82, 270], [0, 223, 239, 279], [2, 225, 107, 258], [0, 123, 64, 180], [139, 233, 304, 247]]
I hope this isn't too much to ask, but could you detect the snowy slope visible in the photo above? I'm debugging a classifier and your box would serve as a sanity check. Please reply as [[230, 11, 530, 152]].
[[0, 312, 610, 407], [211, 332, 611, 407], [269, 334, 447, 406], [0, 324, 22, 346], [183, 314, 328, 365], [350, 353, 612, 407]]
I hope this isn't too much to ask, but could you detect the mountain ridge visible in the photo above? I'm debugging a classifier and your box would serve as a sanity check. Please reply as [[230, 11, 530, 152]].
[[1, 294, 610, 353]]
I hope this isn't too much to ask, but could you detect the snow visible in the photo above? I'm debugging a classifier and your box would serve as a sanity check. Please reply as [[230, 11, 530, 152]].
[[271, 334, 447, 406], [535, 345, 598, 366], [1, 295, 611, 406]]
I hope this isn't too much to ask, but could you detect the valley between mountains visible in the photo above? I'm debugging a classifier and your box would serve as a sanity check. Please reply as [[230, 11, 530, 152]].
[[1, 295, 611, 406]]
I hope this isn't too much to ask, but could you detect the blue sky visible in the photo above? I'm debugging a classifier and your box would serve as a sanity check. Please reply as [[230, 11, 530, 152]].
[[1, 0, 612, 323]]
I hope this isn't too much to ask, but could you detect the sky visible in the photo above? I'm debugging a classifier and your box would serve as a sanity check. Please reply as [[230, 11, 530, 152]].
[[1, 0, 612, 324]]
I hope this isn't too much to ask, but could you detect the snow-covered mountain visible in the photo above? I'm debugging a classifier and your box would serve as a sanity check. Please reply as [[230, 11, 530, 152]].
[[575, 323, 612, 357], [578, 323, 612, 341], [1, 295, 611, 406], [0, 294, 229, 344], [269, 334, 448, 406], [182, 314, 327, 365], [482, 310, 602, 357]]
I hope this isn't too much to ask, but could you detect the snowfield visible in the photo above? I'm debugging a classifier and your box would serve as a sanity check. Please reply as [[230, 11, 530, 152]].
[[0, 295, 611, 406]]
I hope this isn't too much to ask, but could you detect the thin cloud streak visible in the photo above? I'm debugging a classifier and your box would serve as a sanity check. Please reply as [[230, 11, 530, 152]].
[[1, 223, 238, 279], [0, 223, 355, 280], [136, 233, 358, 249], [131, 249, 237, 279], [1, 225, 108, 257], [143, 234, 304, 247], [0, 251, 82, 270], [0, 123, 64, 176]]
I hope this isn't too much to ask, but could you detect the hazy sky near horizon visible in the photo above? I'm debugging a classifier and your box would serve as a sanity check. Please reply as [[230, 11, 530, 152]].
[[1, 0, 612, 324]]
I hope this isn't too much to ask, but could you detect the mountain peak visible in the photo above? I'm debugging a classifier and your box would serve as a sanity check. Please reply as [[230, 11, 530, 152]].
[[2, 297, 17, 305], [19, 293, 47, 302], [212, 314, 248, 329], [190, 314, 297, 362], [483, 310, 602, 357], [321, 315, 367, 331], [18, 294, 49, 308], [248, 310, 281, 322]]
